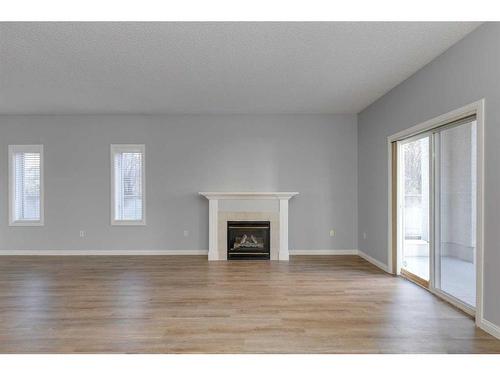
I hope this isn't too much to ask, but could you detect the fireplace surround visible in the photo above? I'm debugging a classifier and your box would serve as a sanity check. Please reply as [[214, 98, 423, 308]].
[[199, 192, 299, 261]]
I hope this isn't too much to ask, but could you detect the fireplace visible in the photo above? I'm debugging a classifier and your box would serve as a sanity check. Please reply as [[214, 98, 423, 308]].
[[227, 221, 270, 260], [199, 192, 298, 261]]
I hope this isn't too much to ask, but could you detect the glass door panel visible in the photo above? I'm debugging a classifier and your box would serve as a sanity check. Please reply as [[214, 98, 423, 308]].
[[434, 120, 477, 307], [400, 136, 431, 283]]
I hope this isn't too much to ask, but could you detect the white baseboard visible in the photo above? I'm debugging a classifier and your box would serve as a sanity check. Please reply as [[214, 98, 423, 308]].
[[357, 250, 390, 273], [2, 249, 357, 256], [289, 249, 358, 255], [0, 249, 209, 256], [478, 317, 500, 340]]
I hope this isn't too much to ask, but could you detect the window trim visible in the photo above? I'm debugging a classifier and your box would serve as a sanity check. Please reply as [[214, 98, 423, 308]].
[[8, 144, 44, 226], [110, 144, 146, 226]]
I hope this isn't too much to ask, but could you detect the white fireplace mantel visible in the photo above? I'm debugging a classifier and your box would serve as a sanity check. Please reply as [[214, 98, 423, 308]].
[[199, 192, 299, 261], [199, 192, 298, 200]]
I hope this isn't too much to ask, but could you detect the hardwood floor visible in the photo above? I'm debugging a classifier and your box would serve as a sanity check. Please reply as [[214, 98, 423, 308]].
[[0, 255, 499, 353]]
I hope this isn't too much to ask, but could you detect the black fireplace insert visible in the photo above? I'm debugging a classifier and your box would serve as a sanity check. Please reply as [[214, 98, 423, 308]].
[[227, 221, 270, 260]]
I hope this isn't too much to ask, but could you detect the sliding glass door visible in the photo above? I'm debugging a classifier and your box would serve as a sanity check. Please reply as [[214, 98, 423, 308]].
[[400, 135, 431, 285], [397, 116, 477, 311], [434, 119, 477, 308]]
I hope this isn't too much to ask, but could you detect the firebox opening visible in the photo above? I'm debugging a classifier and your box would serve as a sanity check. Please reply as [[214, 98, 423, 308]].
[[227, 221, 270, 260]]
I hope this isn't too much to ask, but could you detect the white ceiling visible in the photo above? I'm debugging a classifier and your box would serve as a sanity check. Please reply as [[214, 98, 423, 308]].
[[0, 22, 480, 115]]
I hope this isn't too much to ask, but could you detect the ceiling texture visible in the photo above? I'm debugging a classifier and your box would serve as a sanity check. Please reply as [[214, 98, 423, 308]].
[[0, 22, 480, 115]]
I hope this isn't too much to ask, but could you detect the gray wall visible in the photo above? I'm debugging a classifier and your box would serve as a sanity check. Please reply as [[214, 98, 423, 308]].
[[358, 23, 500, 325], [0, 114, 358, 252]]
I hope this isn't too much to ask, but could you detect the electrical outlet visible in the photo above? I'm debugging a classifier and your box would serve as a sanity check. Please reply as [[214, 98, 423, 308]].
[[183, 230, 189, 237], [363, 232, 367, 239], [79, 230, 85, 238], [329, 229, 335, 237]]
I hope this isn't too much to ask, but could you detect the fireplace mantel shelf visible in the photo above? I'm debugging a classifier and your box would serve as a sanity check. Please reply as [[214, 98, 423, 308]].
[[199, 192, 299, 200], [199, 191, 299, 261]]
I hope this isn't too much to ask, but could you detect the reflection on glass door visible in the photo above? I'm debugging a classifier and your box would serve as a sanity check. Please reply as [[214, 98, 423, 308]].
[[400, 136, 430, 284], [434, 120, 477, 307]]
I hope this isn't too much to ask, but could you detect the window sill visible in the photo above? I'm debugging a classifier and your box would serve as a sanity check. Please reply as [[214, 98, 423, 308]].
[[111, 220, 146, 226], [9, 220, 44, 227]]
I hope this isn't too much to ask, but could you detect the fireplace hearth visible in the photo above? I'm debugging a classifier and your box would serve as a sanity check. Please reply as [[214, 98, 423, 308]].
[[227, 221, 270, 260]]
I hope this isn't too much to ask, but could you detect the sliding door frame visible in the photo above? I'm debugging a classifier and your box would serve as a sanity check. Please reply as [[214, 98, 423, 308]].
[[387, 99, 485, 323], [431, 121, 477, 316], [397, 132, 433, 288]]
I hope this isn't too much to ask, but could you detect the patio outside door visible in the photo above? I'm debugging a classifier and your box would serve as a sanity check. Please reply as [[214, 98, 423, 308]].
[[434, 119, 477, 308], [399, 135, 431, 286]]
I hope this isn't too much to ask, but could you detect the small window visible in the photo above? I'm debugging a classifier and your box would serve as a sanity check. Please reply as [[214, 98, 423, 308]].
[[111, 144, 145, 225], [9, 145, 44, 226]]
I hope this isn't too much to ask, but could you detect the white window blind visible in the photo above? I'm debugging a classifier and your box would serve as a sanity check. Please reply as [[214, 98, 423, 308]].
[[9, 145, 44, 225], [111, 145, 145, 224]]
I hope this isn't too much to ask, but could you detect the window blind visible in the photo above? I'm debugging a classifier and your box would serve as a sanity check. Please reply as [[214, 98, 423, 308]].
[[14, 152, 41, 221], [114, 151, 143, 221]]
